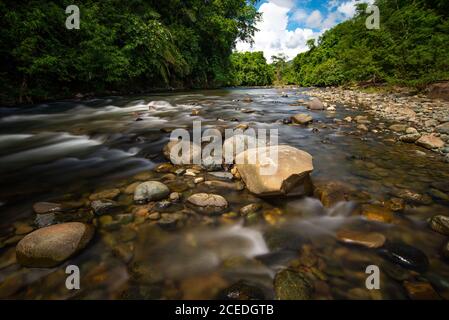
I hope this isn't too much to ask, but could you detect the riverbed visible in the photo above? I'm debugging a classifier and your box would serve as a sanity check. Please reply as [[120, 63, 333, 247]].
[[0, 88, 448, 299]]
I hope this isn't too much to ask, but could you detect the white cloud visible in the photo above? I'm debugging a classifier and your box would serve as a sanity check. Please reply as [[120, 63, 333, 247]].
[[306, 10, 323, 29], [235, 1, 320, 62], [337, 0, 375, 18], [270, 0, 295, 9]]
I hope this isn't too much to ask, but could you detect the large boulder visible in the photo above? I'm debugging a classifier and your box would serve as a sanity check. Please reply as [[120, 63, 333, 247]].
[[416, 134, 445, 149], [16, 222, 94, 268], [134, 181, 170, 204], [235, 145, 313, 196], [306, 98, 324, 110]]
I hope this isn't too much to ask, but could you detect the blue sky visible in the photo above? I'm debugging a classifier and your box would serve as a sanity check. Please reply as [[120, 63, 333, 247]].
[[236, 0, 374, 61]]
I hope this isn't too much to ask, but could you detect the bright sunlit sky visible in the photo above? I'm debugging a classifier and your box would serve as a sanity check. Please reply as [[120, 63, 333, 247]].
[[236, 0, 374, 62]]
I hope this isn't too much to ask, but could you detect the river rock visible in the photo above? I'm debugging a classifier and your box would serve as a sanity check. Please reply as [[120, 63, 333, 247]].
[[274, 269, 313, 300], [306, 98, 324, 110], [91, 199, 120, 215], [291, 113, 313, 125], [239, 203, 262, 215], [217, 280, 265, 300], [134, 181, 170, 204], [389, 124, 407, 132], [235, 145, 313, 196], [336, 229, 386, 248], [416, 134, 445, 149], [362, 204, 394, 223], [399, 133, 421, 143], [378, 242, 429, 272], [428, 215, 449, 235], [406, 127, 418, 134], [89, 188, 120, 201], [208, 171, 233, 180], [16, 222, 94, 267], [186, 193, 228, 215], [32, 202, 62, 214], [403, 281, 440, 300], [436, 122, 449, 135]]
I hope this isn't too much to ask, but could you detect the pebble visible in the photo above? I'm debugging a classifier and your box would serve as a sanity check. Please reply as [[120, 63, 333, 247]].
[[378, 242, 429, 272], [362, 204, 394, 223], [239, 203, 262, 215], [89, 188, 120, 201], [217, 281, 265, 300], [336, 229, 386, 248], [91, 199, 119, 215], [32, 202, 62, 214], [428, 215, 449, 235], [134, 181, 170, 204], [186, 193, 228, 215], [291, 113, 313, 125]]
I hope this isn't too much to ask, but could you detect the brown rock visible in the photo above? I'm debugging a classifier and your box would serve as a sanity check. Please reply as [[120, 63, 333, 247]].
[[336, 229, 386, 248], [403, 281, 440, 300], [16, 222, 94, 268], [416, 134, 444, 149], [307, 98, 324, 110], [362, 204, 394, 223], [186, 193, 228, 215], [32, 202, 62, 214], [291, 113, 313, 125], [235, 145, 313, 196], [89, 188, 120, 201]]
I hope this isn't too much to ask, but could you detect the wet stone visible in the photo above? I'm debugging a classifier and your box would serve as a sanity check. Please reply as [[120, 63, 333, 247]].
[[157, 213, 184, 229], [134, 181, 170, 204], [274, 269, 313, 300], [16, 222, 94, 268], [239, 203, 262, 215], [186, 193, 228, 215], [216, 281, 265, 300], [336, 229, 386, 248], [89, 188, 120, 201], [403, 281, 440, 300], [378, 242, 429, 273], [428, 215, 449, 235], [362, 204, 394, 223], [32, 202, 62, 214], [34, 213, 56, 228], [91, 199, 120, 216]]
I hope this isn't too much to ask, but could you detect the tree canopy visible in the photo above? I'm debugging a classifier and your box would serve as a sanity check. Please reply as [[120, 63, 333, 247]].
[[0, 0, 260, 104]]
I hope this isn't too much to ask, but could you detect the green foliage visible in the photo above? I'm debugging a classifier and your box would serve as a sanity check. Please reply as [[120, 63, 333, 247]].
[[291, 0, 449, 88], [228, 51, 273, 86], [0, 0, 260, 104]]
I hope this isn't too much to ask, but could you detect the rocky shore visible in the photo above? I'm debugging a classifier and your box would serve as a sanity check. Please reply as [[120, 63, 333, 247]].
[[304, 87, 449, 162]]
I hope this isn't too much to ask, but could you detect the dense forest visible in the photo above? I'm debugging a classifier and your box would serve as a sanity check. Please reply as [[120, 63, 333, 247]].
[[289, 0, 449, 87], [1, 0, 449, 105], [0, 0, 260, 105]]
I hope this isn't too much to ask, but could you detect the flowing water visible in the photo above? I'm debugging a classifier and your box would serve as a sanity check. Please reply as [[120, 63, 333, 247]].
[[0, 88, 448, 299]]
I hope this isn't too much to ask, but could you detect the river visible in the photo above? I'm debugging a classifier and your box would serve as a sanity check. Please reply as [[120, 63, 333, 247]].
[[0, 88, 448, 299]]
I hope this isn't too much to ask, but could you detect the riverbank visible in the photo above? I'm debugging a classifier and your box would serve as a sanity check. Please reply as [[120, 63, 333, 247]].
[[303, 86, 449, 162]]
